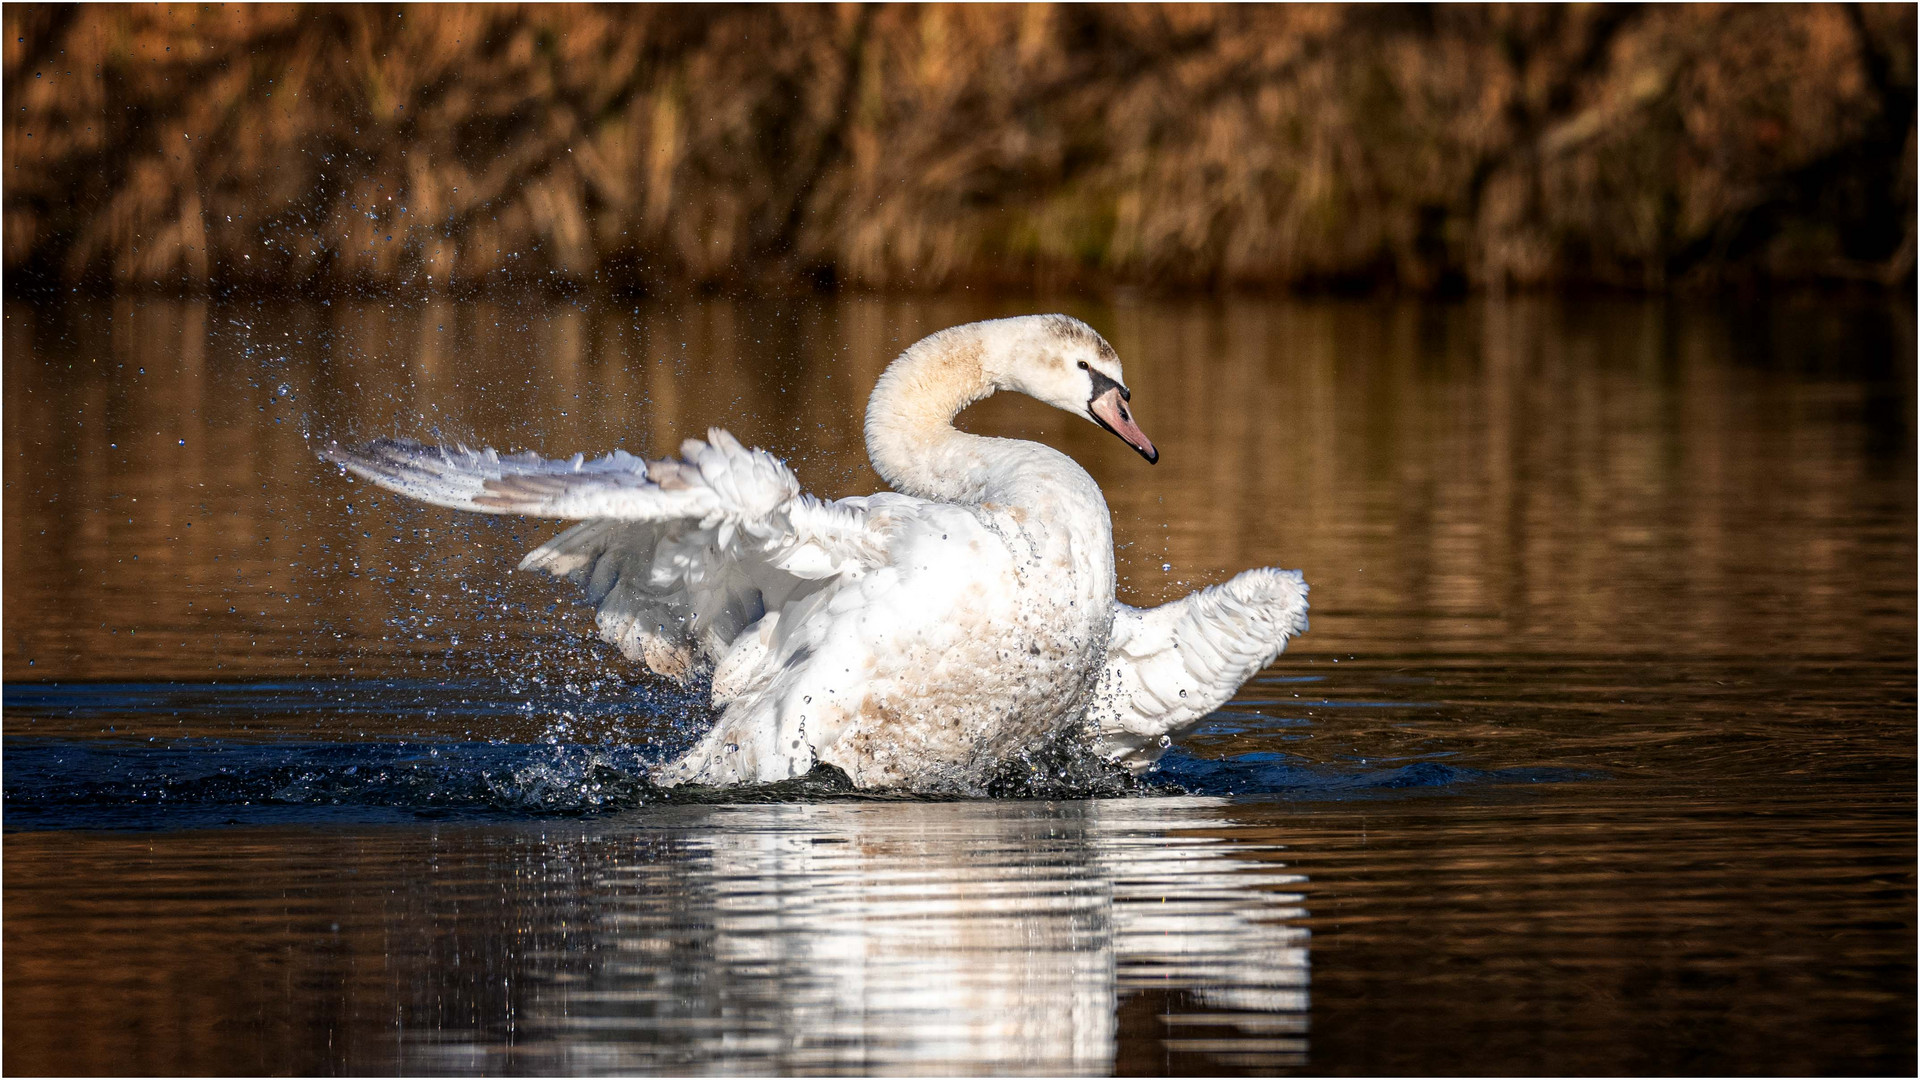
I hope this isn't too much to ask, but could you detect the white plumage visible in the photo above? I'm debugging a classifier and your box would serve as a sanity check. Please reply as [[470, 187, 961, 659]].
[[321, 314, 1308, 792]]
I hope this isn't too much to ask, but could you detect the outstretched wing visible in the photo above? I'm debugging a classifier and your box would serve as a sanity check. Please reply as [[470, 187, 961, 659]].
[[319, 431, 889, 683], [323, 430, 798, 524], [1086, 567, 1309, 771]]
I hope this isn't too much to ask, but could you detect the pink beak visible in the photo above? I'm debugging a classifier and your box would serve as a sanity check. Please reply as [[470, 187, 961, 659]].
[[1089, 386, 1158, 464]]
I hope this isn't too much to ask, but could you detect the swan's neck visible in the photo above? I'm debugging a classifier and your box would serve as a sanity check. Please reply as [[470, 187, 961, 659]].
[[864, 325, 1016, 503]]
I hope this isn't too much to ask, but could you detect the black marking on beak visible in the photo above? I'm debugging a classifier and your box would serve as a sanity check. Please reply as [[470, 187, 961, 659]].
[[1087, 366, 1128, 404], [1087, 367, 1158, 464]]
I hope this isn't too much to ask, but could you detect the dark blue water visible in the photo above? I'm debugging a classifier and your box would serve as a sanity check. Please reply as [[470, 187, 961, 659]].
[[4, 679, 1594, 832]]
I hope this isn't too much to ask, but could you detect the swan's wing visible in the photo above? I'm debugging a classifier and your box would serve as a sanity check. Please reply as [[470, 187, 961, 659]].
[[320, 431, 891, 683], [513, 498, 890, 685], [323, 430, 813, 527], [1087, 567, 1309, 771]]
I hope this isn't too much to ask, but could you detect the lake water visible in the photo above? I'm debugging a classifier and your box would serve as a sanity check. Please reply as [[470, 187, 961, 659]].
[[4, 293, 1913, 1074]]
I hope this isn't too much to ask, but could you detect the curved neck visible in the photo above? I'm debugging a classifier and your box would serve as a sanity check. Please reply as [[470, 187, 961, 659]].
[[864, 324, 1010, 502]]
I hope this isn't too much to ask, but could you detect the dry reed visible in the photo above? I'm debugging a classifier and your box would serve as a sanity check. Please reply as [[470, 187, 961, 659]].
[[4, 3, 1913, 294]]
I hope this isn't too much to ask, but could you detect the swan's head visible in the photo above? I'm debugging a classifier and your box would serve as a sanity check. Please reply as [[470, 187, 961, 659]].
[[999, 315, 1158, 464]]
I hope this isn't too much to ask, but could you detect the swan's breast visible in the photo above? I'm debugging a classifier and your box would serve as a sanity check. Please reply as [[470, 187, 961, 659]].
[[779, 499, 1113, 790]]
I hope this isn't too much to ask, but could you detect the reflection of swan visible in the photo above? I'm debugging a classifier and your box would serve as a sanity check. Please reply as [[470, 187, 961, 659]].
[[398, 798, 1309, 1075], [322, 316, 1308, 792]]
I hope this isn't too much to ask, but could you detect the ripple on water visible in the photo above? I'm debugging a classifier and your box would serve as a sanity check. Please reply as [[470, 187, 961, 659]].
[[5, 797, 1316, 1075]]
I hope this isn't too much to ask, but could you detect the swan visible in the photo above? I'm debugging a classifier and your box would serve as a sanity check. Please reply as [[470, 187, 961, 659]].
[[320, 315, 1308, 793]]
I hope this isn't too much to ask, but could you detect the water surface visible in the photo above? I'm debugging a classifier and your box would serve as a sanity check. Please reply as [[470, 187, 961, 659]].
[[4, 294, 1913, 1074]]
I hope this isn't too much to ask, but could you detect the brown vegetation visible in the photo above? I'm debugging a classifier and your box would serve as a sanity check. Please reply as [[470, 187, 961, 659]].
[[4, 4, 1913, 294]]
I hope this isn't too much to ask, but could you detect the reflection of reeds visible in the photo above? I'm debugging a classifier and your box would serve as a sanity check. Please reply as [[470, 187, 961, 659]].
[[5, 293, 1911, 683], [4, 4, 1914, 294]]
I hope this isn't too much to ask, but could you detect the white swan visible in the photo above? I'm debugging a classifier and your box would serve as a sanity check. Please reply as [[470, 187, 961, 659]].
[[321, 315, 1308, 793]]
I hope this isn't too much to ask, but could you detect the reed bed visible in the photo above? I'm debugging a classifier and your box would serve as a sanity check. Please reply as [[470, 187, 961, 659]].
[[5, 3, 1912, 294]]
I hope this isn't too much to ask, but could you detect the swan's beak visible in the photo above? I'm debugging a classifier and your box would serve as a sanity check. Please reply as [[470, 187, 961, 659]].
[[1089, 385, 1158, 464]]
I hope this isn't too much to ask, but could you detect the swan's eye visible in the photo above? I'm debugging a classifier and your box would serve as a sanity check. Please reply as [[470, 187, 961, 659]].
[[1077, 360, 1089, 370]]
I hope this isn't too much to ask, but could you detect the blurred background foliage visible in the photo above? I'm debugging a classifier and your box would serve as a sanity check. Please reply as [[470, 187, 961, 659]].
[[4, 3, 1913, 295]]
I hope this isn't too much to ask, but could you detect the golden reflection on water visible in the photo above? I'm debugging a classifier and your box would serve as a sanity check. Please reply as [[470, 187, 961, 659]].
[[2, 294, 1912, 1076], [4, 294, 1911, 689]]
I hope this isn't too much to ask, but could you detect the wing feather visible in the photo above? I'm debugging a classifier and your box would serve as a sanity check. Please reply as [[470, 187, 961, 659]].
[[319, 430, 892, 684], [318, 430, 793, 524], [1088, 567, 1309, 770]]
